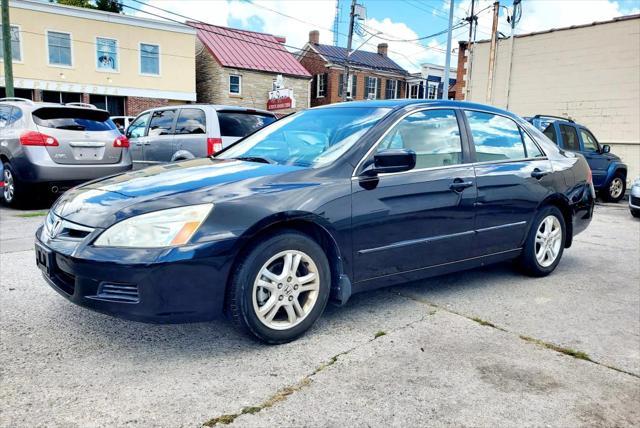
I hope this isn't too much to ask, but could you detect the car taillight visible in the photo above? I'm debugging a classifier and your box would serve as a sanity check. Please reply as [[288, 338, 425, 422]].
[[207, 137, 223, 156], [586, 166, 593, 184], [20, 131, 59, 147], [113, 135, 129, 148]]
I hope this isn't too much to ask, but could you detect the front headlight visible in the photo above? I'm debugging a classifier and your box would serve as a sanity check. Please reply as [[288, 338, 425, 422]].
[[94, 204, 213, 248]]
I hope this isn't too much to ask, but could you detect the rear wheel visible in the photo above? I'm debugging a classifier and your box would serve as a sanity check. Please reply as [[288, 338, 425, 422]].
[[226, 231, 331, 344], [603, 174, 626, 203], [519, 206, 566, 277], [2, 162, 27, 207]]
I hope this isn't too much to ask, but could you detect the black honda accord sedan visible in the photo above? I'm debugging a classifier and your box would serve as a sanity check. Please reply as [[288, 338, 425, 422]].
[[35, 100, 594, 343]]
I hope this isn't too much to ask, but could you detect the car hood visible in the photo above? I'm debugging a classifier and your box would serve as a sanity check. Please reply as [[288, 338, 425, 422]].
[[53, 158, 306, 228]]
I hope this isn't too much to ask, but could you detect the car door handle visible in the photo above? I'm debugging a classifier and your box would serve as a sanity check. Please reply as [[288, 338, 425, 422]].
[[450, 179, 474, 192], [531, 168, 549, 179]]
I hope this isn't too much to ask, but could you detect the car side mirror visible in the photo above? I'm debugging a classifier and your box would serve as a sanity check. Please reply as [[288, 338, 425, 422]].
[[363, 149, 416, 176], [601, 144, 611, 154]]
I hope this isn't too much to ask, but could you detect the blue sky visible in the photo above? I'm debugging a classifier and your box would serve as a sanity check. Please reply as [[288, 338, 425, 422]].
[[127, 0, 640, 72]]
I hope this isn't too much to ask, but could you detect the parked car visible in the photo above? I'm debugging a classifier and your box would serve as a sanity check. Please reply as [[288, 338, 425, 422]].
[[125, 105, 277, 169], [111, 115, 135, 134], [0, 98, 132, 206], [527, 115, 627, 202], [35, 100, 594, 343], [630, 177, 640, 218]]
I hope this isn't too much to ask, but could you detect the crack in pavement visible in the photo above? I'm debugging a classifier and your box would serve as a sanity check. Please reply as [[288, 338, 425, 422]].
[[201, 314, 428, 427], [390, 290, 640, 379]]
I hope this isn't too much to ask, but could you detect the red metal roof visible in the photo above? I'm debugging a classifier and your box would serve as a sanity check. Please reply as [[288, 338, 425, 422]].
[[189, 22, 311, 78]]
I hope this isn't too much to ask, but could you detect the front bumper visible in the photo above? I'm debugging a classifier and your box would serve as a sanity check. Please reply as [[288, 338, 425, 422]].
[[35, 225, 236, 323], [630, 188, 640, 210]]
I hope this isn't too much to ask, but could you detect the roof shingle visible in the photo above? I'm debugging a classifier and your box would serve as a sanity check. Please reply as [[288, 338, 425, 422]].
[[190, 22, 311, 78], [310, 43, 408, 75]]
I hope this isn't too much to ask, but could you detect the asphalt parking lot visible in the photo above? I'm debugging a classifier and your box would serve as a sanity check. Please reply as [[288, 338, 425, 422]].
[[0, 202, 638, 427]]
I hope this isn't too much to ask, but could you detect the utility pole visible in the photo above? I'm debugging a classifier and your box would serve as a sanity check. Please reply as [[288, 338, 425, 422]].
[[342, 0, 357, 102], [505, 0, 521, 109], [464, 0, 476, 100], [442, 0, 455, 100], [485, 1, 500, 104], [2, 0, 14, 97]]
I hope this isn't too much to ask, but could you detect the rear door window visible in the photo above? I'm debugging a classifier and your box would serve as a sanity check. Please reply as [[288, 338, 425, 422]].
[[559, 124, 580, 151], [175, 108, 206, 135], [521, 129, 544, 158], [542, 124, 557, 144], [32, 107, 116, 131], [217, 111, 276, 137], [465, 110, 526, 161], [148, 109, 176, 136]]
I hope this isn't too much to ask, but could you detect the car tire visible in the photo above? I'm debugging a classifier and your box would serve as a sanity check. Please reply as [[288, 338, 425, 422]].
[[519, 205, 566, 277], [226, 230, 331, 344], [603, 173, 626, 203], [2, 162, 27, 207]]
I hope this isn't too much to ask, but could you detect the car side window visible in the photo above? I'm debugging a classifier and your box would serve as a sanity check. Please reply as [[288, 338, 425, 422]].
[[542, 123, 558, 144], [580, 129, 599, 152], [521, 128, 544, 158], [175, 108, 206, 135], [148, 110, 176, 137], [126, 113, 150, 139], [0, 105, 10, 128], [559, 124, 580, 151], [377, 109, 463, 169], [465, 110, 525, 161]]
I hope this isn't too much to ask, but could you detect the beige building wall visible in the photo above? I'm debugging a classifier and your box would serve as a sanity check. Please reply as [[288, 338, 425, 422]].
[[464, 16, 640, 181], [196, 40, 310, 115], [2, 0, 196, 101]]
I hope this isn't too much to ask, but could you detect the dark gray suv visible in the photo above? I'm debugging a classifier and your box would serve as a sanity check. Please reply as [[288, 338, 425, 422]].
[[0, 98, 132, 206]]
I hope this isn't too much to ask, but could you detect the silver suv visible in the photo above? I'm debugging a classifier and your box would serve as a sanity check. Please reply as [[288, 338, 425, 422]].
[[125, 105, 277, 169], [0, 98, 131, 206]]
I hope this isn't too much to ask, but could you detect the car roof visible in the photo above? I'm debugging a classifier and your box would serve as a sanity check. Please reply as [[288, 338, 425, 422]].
[[138, 104, 276, 116], [0, 100, 109, 114], [317, 99, 522, 120]]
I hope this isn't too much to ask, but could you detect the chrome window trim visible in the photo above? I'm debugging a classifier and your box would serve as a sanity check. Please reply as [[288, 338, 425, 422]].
[[352, 106, 469, 178]]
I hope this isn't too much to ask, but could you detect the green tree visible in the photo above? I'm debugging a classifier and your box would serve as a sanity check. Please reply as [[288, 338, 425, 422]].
[[50, 0, 124, 13], [52, 0, 94, 7]]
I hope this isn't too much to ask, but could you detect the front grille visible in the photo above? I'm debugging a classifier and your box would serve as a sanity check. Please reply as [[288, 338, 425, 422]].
[[95, 283, 140, 303], [45, 212, 94, 240], [52, 269, 76, 295], [631, 196, 640, 206]]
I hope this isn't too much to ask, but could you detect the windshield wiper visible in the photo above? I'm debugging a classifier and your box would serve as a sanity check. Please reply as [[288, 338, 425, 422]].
[[232, 156, 276, 164]]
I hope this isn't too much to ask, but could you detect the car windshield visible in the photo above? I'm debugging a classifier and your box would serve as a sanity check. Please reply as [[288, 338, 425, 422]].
[[216, 107, 391, 167]]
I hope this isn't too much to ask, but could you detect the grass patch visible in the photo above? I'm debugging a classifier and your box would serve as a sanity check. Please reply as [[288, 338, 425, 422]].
[[519, 335, 591, 361], [15, 211, 47, 218], [374, 330, 387, 339]]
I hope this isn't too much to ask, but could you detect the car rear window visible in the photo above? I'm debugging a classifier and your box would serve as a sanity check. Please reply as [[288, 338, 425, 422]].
[[32, 107, 116, 131], [217, 111, 276, 137]]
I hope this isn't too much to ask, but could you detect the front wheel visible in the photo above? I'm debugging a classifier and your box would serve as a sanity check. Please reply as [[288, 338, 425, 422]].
[[519, 206, 566, 277], [603, 174, 626, 203], [2, 162, 27, 207], [226, 231, 331, 344]]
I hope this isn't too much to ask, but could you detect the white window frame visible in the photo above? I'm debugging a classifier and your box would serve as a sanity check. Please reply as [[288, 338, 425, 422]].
[[95, 36, 119, 73], [427, 81, 439, 100], [316, 74, 326, 98], [366, 76, 378, 100], [345, 74, 355, 98], [139, 42, 161, 76], [386, 79, 398, 99], [45, 29, 74, 69], [0, 25, 23, 63], [229, 74, 242, 95]]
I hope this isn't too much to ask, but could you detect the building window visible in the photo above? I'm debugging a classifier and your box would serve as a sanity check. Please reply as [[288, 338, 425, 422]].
[[140, 43, 160, 75], [339, 74, 357, 99], [427, 82, 438, 99], [316, 73, 326, 97], [88, 95, 125, 116], [385, 79, 397, 99], [0, 25, 21, 62], [41, 90, 81, 104], [229, 75, 241, 95], [47, 31, 72, 67], [365, 76, 378, 99], [96, 37, 118, 72]]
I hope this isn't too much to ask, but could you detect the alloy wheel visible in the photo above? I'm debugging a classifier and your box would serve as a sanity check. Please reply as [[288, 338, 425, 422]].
[[252, 250, 320, 330], [3, 168, 14, 203], [609, 178, 624, 199], [535, 215, 562, 268]]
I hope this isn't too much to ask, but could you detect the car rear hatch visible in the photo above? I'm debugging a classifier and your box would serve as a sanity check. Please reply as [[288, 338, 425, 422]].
[[216, 109, 277, 147], [32, 107, 122, 165]]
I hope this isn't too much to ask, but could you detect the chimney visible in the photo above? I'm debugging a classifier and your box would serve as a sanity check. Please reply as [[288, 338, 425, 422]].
[[377, 43, 388, 57], [309, 30, 320, 45]]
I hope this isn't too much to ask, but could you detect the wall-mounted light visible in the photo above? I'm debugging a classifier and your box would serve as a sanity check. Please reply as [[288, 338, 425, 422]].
[[59, 72, 66, 80], [107, 77, 112, 83]]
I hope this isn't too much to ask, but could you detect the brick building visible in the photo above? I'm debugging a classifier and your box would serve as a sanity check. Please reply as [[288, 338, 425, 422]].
[[191, 22, 311, 115], [298, 31, 408, 107], [0, 0, 196, 115], [457, 13, 640, 180]]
